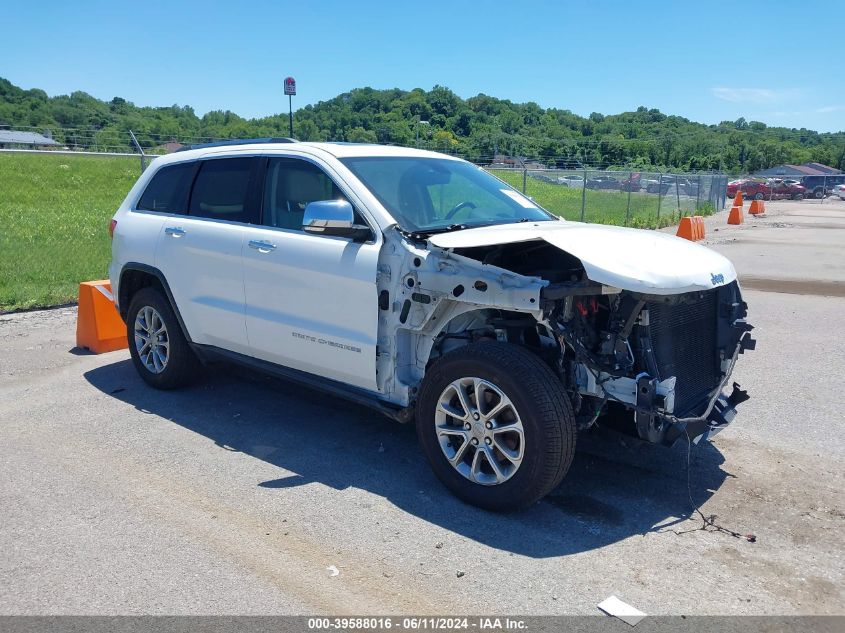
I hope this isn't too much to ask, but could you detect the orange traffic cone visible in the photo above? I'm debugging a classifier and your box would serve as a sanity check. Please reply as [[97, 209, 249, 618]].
[[76, 280, 128, 353], [727, 206, 744, 225], [749, 200, 765, 215], [676, 216, 697, 241], [734, 191, 744, 207], [694, 215, 706, 240]]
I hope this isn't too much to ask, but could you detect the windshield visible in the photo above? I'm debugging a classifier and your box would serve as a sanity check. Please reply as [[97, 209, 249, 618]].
[[339, 157, 555, 233]]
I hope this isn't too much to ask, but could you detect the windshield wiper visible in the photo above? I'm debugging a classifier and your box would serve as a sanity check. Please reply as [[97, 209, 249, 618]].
[[403, 218, 541, 241], [405, 223, 475, 240]]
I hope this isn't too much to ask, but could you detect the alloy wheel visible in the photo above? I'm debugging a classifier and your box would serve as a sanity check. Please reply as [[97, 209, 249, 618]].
[[133, 306, 169, 374], [434, 377, 525, 485]]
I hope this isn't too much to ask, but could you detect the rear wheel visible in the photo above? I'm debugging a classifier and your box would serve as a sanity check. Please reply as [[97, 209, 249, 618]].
[[126, 287, 198, 389], [813, 188, 825, 199], [416, 342, 575, 512], [754, 192, 765, 200], [793, 193, 804, 200]]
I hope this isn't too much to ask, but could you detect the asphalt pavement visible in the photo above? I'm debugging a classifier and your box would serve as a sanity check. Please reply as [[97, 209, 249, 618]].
[[1, 198, 843, 616]]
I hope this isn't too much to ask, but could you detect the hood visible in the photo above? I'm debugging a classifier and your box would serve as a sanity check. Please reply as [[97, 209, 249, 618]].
[[428, 221, 737, 295]]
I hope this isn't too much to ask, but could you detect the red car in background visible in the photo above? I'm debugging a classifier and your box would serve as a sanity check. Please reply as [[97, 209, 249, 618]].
[[620, 172, 642, 192], [727, 178, 806, 200]]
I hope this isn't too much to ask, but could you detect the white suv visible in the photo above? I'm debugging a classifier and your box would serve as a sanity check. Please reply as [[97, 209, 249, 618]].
[[109, 139, 755, 511]]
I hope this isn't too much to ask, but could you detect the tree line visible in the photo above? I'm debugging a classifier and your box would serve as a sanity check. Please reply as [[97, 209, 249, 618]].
[[1, 77, 843, 174]]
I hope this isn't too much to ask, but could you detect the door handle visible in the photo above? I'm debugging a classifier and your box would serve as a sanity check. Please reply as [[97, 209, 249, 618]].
[[164, 226, 186, 237], [248, 239, 277, 252]]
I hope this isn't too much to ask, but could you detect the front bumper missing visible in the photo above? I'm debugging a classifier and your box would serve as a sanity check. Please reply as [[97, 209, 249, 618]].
[[662, 382, 750, 445]]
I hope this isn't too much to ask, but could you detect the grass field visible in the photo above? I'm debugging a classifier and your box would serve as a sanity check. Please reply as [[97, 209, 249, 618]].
[[0, 153, 712, 311], [492, 170, 709, 229], [0, 153, 138, 311]]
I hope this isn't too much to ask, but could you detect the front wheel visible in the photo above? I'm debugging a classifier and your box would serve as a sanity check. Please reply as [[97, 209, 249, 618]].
[[416, 342, 575, 512]]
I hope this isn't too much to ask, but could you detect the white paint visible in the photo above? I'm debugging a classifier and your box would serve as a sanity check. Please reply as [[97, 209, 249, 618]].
[[429, 221, 737, 295], [597, 595, 647, 626]]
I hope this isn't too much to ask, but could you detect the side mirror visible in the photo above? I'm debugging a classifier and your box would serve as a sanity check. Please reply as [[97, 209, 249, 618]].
[[302, 200, 371, 240]]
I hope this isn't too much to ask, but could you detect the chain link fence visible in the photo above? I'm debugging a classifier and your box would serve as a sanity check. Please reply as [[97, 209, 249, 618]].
[[487, 168, 727, 228]]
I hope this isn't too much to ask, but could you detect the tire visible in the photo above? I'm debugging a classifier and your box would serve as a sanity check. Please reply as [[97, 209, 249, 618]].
[[416, 342, 575, 512], [754, 192, 764, 200], [126, 286, 199, 390], [793, 194, 804, 200], [813, 188, 824, 199]]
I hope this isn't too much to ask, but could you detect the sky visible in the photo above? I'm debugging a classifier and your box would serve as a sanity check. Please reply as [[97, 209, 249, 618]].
[[2, 0, 843, 132]]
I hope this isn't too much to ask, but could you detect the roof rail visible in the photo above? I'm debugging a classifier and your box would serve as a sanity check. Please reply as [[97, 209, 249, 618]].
[[176, 137, 297, 152]]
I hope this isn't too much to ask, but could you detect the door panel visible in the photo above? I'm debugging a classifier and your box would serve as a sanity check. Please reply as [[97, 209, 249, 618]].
[[242, 228, 379, 391], [156, 217, 249, 353]]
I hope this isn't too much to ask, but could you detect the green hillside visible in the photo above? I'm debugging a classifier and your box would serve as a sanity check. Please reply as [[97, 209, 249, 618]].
[[2, 77, 843, 173]]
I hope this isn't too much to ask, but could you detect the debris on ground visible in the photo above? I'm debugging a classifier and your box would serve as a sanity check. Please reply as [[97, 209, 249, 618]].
[[326, 565, 340, 577], [597, 595, 647, 626]]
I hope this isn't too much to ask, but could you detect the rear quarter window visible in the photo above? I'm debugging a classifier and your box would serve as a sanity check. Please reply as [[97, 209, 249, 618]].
[[136, 162, 196, 213]]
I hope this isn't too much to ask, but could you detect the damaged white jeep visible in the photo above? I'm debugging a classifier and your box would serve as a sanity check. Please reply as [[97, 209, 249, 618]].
[[110, 140, 755, 511]]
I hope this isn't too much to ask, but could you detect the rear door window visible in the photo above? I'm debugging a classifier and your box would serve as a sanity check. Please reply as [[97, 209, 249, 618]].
[[189, 157, 259, 224], [136, 162, 196, 213]]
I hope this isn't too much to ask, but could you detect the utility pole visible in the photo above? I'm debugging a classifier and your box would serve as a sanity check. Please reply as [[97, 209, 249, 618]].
[[284, 76, 296, 138]]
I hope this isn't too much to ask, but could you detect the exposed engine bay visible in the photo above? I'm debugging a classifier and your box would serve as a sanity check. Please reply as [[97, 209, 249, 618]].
[[441, 240, 757, 445]]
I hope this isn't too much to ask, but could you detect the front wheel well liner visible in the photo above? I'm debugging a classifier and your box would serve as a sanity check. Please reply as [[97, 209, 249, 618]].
[[425, 308, 556, 368]]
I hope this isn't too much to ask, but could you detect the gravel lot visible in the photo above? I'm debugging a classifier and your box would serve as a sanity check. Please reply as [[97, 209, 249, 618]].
[[1, 198, 843, 616]]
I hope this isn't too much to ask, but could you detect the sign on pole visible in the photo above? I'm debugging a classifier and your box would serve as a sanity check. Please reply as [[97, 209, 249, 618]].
[[284, 76, 296, 96]]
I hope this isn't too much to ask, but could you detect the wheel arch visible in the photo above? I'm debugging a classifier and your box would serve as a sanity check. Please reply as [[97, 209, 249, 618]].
[[421, 305, 555, 370], [118, 263, 193, 344]]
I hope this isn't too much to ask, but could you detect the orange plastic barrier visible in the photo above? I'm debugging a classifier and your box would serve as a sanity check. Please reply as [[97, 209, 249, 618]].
[[728, 206, 744, 225], [733, 191, 744, 207], [76, 280, 128, 353], [749, 200, 765, 215], [676, 215, 706, 241]]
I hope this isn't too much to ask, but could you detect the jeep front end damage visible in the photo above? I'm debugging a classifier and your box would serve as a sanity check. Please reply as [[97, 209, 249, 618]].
[[543, 280, 756, 445]]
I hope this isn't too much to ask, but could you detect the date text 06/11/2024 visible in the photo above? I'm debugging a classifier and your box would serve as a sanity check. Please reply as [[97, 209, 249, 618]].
[[307, 617, 528, 630]]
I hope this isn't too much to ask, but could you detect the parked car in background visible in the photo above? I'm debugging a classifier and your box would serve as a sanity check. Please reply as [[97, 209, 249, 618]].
[[800, 175, 845, 199], [727, 179, 768, 200], [619, 172, 642, 192], [585, 175, 620, 190], [641, 177, 671, 195], [726, 179, 748, 196], [728, 178, 807, 200], [832, 184, 845, 200], [660, 175, 699, 197], [530, 172, 558, 185], [557, 174, 585, 188], [767, 178, 806, 200]]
